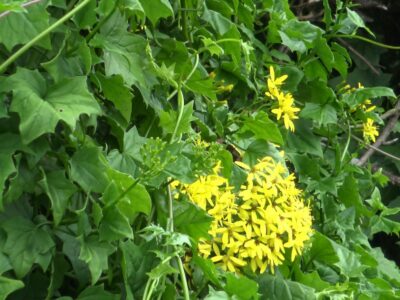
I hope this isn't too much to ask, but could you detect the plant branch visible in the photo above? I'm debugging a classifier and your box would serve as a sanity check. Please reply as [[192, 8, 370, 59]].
[[328, 34, 400, 50], [0, 0, 92, 74], [338, 38, 380, 75], [0, 0, 42, 19]]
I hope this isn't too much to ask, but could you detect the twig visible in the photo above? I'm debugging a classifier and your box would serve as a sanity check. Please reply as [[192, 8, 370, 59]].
[[0, 0, 43, 19], [338, 38, 380, 76], [356, 100, 400, 166], [381, 107, 400, 120], [352, 134, 400, 164]]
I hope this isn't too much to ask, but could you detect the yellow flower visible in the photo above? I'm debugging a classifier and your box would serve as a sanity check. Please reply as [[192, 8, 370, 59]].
[[265, 66, 288, 99], [363, 118, 379, 143], [271, 92, 300, 132], [173, 156, 313, 274]]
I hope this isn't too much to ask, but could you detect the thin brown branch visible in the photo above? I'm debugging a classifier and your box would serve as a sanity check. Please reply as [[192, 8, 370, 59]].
[[338, 38, 380, 76], [0, 0, 43, 19], [356, 100, 400, 166], [381, 107, 400, 120]]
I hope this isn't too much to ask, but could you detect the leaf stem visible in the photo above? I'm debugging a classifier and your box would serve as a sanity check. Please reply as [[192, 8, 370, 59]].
[[340, 121, 351, 164], [0, 0, 92, 74], [327, 34, 400, 50], [176, 254, 190, 300]]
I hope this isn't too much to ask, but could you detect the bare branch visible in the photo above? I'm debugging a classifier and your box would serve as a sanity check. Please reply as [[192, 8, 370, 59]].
[[338, 38, 380, 76]]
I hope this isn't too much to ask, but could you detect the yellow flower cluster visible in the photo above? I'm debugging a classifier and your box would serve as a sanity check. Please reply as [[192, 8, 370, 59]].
[[265, 66, 300, 132], [172, 157, 313, 274], [342, 82, 379, 143]]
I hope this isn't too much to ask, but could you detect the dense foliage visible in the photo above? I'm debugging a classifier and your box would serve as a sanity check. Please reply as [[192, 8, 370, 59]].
[[1, 0, 400, 299]]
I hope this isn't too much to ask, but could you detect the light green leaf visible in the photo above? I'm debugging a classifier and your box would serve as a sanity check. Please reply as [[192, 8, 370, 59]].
[[258, 274, 316, 300], [300, 103, 337, 126], [241, 111, 283, 145], [104, 169, 151, 216], [39, 170, 78, 226], [79, 236, 115, 284], [174, 201, 212, 242], [70, 146, 110, 193], [2, 217, 55, 278], [77, 284, 120, 300], [99, 204, 133, 241], [6, 68, 101, 144], [343, 87, 396, 109], [225, 273, 258, 300], [0, 3, 50, 51], [138, 0, 173, 25], [278, 19, 323, 53], [0, 276, 24, 300], [202, 6, 233, 35]]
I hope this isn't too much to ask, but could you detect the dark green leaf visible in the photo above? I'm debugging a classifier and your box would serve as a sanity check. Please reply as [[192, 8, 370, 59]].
[[70, 146, 110, 193], [241, 111, 283, 145], [225, 273, 258, 300], [2, 217, 54, 278], [139, 0, 173, 25], [77, 284, 120, 300], [79, 236, 115, 284]]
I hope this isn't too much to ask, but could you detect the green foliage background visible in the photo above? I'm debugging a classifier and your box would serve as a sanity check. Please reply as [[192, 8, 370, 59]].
[[0, 0, 400, 299]]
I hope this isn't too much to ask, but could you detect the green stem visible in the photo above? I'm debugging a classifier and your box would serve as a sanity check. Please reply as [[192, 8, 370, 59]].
[[176, 255, 190, 300], [327, 34, 400, 50], [170, 85, 185, 143], [340, 121, 351, 164], [0, 0, 92, 74]]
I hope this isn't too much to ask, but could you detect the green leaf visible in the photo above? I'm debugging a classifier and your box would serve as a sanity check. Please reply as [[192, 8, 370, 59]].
[[205, 287, 231, 300], [278, 19, 323, 53], [159, 101, 194, 137], [300, 103, 337, 126], [72, 0, 97, 28], [243, 140, 284, 167], [258, 274, 316, 300], [286, 121, 323, 157], [0, 276, 24, 300], [147, 262, 179, 280], [70, 146, 110, 193], [77, 284, 120, 300], [174, 201, 212, 242], [202, 6, 234, 35], [0, 153, 16, 209], [138, 0, 173, 25], [315, 38, 334, 71], [6, 68, 101, 144], [99, 205, 133, 241], [225, 273, 258, 300], [90, 12, 155, 103], [39, 170, 78, 226], [1, 217, 54, 278], [97, 74, 133, 122], [241, 111, 283, 145], [79, 236, 115, 284], [343, 87, 396, 109], [338, 175, 370, 218], [0, 3, 50, 51], [104, 169, 151, 216]]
